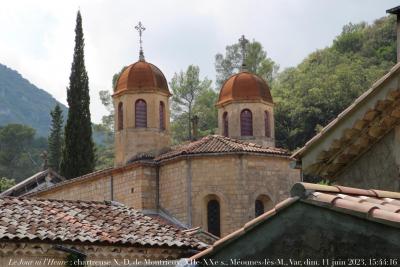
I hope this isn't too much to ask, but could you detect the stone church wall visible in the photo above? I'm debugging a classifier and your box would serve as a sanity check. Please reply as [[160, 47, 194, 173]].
[[335, 128, 400, 191], [159, 160, 189, 224], [217, 101, 275, 147], [159, 154, 300, 236], [34, 164, 158, 210]]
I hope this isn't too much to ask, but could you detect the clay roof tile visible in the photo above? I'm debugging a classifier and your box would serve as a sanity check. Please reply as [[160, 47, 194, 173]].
[[0, 197, 206, 250]]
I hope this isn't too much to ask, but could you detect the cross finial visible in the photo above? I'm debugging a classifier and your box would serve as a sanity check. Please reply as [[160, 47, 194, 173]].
[[239, 35, 249, 71], [135, 22, 146, 61]]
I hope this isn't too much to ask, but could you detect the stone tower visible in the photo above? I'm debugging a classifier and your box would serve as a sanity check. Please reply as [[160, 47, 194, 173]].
[[113, 59, 172, 166], [216, 35, 275, 147], [216, 71, 275, 147]]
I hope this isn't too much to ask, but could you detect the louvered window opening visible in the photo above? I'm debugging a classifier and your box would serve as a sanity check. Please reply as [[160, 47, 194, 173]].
[[255, 199, 264, 217], [241, 109, 253, 136], [207, 199, 221, 237], [159, 101, 165, 130], [135, 99, 147, 128], [265, 111, 271, 137], [118, 102, 123, 130], [223, 112, 228, 137]]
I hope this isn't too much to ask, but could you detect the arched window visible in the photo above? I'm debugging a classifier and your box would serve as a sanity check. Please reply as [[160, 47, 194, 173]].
[[207, 199, 221, 237], [222, 112, 228, 137], [240, 109, 253, 136], [117, 102, 123, 131], [255, 195, 273, 218], [255, 200, 264, 217], [135, 99, 147, 128], [159, 101, 165, 130], [265, 111, 271, 137]]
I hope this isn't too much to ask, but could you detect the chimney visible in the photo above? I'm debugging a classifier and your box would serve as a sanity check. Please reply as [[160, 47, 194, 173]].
[[387, 6, 400, 62], [191, 115, 199, 141]]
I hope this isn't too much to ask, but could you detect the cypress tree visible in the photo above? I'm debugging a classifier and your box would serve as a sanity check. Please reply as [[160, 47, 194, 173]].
[[48, 104, 63, 172], [60, 11, 95, 179]]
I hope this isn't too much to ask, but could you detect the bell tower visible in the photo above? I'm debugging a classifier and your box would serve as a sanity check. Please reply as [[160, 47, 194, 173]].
[[113, 22, 171, 166], [216, 35, 275, 147]]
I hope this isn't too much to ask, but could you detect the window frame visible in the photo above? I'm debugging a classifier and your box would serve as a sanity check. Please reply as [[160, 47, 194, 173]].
[[135, 99, 147, 128], [240, 109, 253, 136]]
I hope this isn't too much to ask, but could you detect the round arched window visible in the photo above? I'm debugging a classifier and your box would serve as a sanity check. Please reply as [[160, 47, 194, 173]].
[[135, 99, 147, 128], [240, 109, 253, 136], [117, 102, 123, 131], [207, 199, 221, 237], [265, 111, 271, 137], [159, 101, 165, 130], [222, 112, 228, 137]]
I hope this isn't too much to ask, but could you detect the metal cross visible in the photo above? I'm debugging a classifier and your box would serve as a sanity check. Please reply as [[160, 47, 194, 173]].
[[135, 22, 146, 60], [239, 35, 249, 70]]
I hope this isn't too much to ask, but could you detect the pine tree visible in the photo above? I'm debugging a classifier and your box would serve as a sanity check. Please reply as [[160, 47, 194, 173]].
[[60, 11, 95, 179], [48, 105, 63, 172]]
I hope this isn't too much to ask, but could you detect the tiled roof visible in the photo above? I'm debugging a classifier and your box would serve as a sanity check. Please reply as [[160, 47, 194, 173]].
[[0, 197, 207, 249], [0, 169, 65, 197], [295, 183, 400, 226], [191, 182, 400, 259], [155, 135, 289, 161]]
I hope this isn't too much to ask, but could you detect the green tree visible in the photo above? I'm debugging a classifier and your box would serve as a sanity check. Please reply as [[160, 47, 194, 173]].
[[93, 92, 114, 169], [97, 66, 127, 132], [60, 11, 95, 179], [0, 177, 15, 192], [48, 105, 63, 172], [98, 90, 114, 131], [215, 39, 279, 88], [272, 16, 396, 150], [170, 65, 212, 141], [0, 124, 46, 181], [192, 88, 218, 137]]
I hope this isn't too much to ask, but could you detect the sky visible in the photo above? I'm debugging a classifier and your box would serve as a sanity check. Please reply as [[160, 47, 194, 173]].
[[0, 0, 399, 123]]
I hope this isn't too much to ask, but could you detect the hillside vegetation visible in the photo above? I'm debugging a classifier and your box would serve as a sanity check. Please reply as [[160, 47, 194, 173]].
[[273, 15, 397, 150], [0, 64, 68, 136]]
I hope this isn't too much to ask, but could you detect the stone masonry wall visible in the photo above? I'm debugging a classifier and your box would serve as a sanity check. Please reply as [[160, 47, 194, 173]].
[[217, 101, 275, 147], [34, 165, 157, 210], [158, 160, 188, 224], [161, 154, 301, 236]]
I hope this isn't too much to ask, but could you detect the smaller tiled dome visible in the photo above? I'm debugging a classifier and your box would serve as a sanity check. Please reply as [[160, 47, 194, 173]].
[[114, 60, 170, 94], [217, 71, 273, 106]]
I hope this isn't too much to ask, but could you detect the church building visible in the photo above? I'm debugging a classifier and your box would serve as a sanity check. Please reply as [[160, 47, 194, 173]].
[[28, 32, 300, 237]]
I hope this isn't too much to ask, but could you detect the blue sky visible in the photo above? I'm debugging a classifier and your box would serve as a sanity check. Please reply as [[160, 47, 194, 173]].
[[0, 0, 398, 122]]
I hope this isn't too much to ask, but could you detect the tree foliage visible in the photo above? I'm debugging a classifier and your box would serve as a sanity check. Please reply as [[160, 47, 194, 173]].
[[0, 124, 47, 181], [48, 105, 63, 172], [98, 90, 114, 132], [60, 11, 95, 179], [273, 16, 396, 150], [170, 65, 214, 142], [215, 39, 278, 88], [0, 177, 15, 192]]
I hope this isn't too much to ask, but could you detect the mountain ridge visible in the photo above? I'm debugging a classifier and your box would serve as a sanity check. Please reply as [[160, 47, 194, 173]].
[[0, 63, 68, 136]]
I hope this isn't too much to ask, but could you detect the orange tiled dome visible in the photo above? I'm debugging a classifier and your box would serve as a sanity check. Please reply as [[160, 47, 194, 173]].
[[114, 60, 170, 94], [217, 71, 273, 105]]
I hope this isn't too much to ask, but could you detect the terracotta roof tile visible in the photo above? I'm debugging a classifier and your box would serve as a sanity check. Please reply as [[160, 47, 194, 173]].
[[155, 135, 289, 161], [0, 197, 207, 249], [293, 182, 400, 226], [191, 182, 400, 260]]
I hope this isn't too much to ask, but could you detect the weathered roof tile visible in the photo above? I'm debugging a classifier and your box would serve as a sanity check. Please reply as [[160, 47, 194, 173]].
[[0, 197, 207, 250], [155, 135, 289, 161]]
